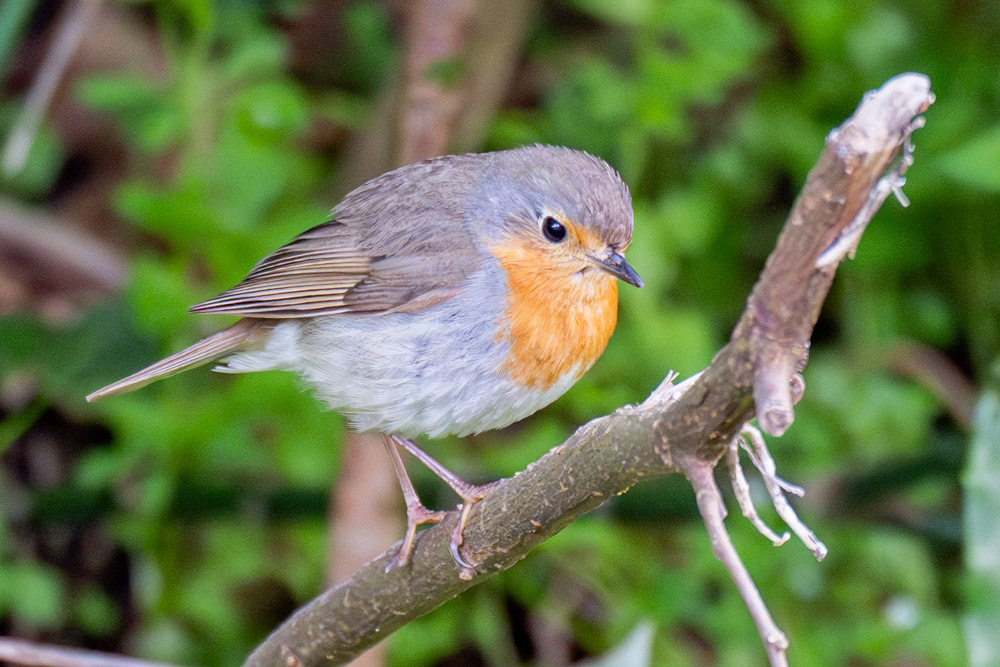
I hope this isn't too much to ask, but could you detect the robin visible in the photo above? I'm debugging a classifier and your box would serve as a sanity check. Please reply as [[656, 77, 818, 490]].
[[87, 145, 642, 569]]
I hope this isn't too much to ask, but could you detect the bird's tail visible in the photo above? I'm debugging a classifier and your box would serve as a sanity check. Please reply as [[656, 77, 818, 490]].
[[86, 320, 266, 401]]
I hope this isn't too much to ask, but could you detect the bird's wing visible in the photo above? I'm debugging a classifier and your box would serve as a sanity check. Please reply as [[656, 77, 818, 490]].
[[190, 218, 480, 318]]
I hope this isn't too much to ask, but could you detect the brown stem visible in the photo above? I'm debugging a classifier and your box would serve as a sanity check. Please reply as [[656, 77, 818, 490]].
[[886, 340, 976, 431], [0, 638, 180, 667], [685, 462, 789, 667], [335, 0, 538, 193]]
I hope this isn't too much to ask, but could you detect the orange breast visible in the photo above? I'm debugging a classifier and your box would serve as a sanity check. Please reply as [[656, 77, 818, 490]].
[[492, 242, 619, 390]]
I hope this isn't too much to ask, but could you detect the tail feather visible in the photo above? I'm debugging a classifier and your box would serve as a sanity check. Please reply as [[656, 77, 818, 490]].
[[86, 320, 263, 401]]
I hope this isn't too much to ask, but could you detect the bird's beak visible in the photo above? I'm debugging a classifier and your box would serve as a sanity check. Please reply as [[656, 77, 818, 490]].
[[591, 250, 643, 288]]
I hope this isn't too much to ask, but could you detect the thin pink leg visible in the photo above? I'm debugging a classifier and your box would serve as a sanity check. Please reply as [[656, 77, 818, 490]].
[[382, 435, 445, 570], [390, 434, 493, 568]]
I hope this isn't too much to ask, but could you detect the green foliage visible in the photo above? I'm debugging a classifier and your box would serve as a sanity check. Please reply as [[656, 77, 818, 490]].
[[0, 106, 64, 198], [938, 124, 1000, 193], [0, 0, 35, 76], [1, 0, 996, 664], [0, 561, 66, 627]]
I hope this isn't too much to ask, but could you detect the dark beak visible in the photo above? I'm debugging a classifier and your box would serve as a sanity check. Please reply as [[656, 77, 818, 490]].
[[592, 250, 643, 288]]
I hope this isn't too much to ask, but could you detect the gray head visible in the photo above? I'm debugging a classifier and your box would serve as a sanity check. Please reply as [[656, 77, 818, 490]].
[[330, 145, 639, 287], [470, 145, 641, 287]]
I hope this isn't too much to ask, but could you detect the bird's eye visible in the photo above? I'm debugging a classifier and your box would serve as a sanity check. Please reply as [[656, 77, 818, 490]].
[[541, 216, 567, 243]]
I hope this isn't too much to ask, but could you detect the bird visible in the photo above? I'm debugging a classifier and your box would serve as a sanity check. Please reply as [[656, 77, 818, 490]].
[[87, 144, 642, 570]]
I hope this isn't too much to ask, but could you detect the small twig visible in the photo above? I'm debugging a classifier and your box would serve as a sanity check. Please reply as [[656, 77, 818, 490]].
[[645, 370, 699, 405], [738, 426, 827, 560], [0, 637, 182, 667], [0, 198, 128, 292], [886, 341, 976, 431], [2, 0, 102, 176], [726, 437, 789, 546], [685, 462, 789, 667], [816, 111, 927, 268]]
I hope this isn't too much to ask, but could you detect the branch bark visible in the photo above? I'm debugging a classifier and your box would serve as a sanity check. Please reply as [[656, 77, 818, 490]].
[[243, 73, 934, 667]]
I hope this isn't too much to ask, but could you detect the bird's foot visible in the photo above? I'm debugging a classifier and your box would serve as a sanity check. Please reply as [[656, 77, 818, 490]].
[[446, 482, 494, 570], [387, 502, 447, 572]]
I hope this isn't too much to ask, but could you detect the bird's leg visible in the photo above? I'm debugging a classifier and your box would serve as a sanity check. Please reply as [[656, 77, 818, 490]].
[[382, 434, 446, 571], [390, 434, 493, 569]]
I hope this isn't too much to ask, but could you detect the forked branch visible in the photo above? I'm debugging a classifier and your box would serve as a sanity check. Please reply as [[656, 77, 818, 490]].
[[241, 73, 933, 667]]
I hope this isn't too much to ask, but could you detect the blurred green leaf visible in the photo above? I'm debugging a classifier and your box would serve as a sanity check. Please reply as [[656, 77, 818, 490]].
[[389, 599, 462, 667], [577, 622, 655, 667], [221, 32, 286, 80], [0, 0, 34, 74], [0, 397, 45, 454], [937, 124, 1000, 192], [963, 388, 1000, 667], [566, 0, 654, 25], [342, 0, 397, 90], [173, 0, 213, 34], [0, 562, 66, 626], [76, 75, 181, 153], [232, 81, 309, 140], [0, 106, 64, 197], [74, 586, 119, 636]]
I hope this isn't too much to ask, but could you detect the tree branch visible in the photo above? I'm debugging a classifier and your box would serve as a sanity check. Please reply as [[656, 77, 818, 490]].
[[243, 73, 933, 667], [0, 637, 179, 667]]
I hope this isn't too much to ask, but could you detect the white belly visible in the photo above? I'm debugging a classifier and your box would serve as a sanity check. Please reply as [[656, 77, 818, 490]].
[[220, 268, 579, 438]]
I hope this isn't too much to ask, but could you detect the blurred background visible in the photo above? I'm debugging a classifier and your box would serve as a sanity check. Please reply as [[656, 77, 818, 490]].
[[1, 0, 998, 665]]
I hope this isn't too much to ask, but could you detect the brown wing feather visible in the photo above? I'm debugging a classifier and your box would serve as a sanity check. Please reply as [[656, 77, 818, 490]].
[[192, 155, 486, 318], [191, 222, 372, 317], [191, 202, 480, 318]]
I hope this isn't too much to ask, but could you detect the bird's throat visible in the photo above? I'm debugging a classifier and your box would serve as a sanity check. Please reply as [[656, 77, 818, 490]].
[[492, 243, 619, 390]]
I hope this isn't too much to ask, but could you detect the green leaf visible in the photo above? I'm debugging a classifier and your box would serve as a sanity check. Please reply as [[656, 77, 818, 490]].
[[74, 586, 119, 636], [222, 33, 286, 80], [232, 81, 309, 140], [0, 0, 34, 75], [565, 0, 654, 25], [0, 562, 66, 626], [75, 74, 181, 153], [173, 0, 213, 34], [0, 106, 65, 197], [937, 124, 1000, 192]]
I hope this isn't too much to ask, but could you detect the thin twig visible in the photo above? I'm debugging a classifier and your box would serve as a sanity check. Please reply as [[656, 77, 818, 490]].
[[686, 462, 790, 667], [727, 436, 790, 546], [887, 341, 976, 431], [0, 638, 182, 667], [738, 426, 827, 559], [2, 0, 102, 176]]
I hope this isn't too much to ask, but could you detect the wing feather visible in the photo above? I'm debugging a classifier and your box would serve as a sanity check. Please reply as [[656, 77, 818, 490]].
[[191, 189, 480, 319]]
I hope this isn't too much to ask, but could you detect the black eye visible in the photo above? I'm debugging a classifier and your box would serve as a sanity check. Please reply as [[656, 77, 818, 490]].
[[541, 216, 567, 243]]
